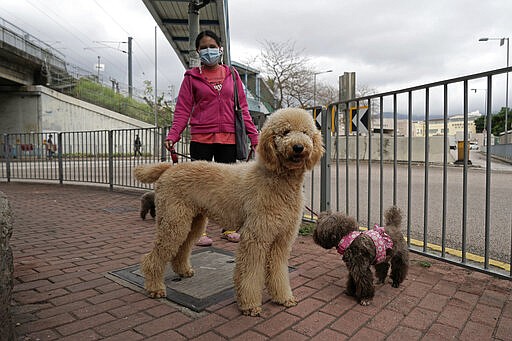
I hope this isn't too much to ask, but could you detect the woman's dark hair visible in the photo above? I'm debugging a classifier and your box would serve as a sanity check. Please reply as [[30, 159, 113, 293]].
[[195, 30, 222, 49]]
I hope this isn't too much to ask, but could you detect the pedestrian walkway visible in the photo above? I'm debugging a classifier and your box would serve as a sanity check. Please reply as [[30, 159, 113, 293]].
[[461, 150, 512, 171], [1, 182, 511, 340]]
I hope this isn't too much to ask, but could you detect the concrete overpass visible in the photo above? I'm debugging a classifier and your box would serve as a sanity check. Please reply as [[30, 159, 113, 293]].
[[0, 18, 154, 135], [0, 18, 72, 89]]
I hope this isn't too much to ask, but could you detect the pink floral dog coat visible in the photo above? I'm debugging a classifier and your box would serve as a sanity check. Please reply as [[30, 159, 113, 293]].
[[336, 225, 394, 264]]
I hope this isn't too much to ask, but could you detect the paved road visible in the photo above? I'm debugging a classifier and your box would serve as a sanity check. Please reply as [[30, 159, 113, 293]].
[[2, 152, 511, 264]]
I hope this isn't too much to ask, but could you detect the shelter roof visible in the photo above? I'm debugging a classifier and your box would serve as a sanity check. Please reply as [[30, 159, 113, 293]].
[[142, 0, 230, 69]]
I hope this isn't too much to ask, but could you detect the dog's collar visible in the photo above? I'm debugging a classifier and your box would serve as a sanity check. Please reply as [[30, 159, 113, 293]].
[[336, 225, 393, 264]]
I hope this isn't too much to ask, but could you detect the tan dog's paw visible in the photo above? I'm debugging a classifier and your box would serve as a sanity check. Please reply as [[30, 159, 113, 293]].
[[273, 296, 298, 307], [282, 297, 298, 307], [147, 289, 166, 298], [241, 306, 262, 316], [176, 267, 195, 278], [144, 281, 166, 298]]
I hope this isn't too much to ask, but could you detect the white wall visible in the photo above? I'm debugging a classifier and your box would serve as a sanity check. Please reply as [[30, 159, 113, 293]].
[[0, 91, 39, 133], [332, 135, 456, 163], [0, 85, 154, 134], [1, 85, 160, 158]]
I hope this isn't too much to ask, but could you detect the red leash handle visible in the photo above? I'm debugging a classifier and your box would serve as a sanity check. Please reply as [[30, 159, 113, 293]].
[[170, 147, 179, 164]]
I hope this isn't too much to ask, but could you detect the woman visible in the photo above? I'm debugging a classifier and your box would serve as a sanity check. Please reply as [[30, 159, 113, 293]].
[[164, 30, 259, 246]]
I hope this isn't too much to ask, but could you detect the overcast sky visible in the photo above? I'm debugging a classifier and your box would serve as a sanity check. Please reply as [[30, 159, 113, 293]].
[[1, 0, 511, 111]]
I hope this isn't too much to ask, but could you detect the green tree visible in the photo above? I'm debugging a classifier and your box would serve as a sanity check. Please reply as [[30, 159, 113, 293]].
[[142, 80, 175, 127], [474, 115, 485, 133], [474, 107, 511, 135]]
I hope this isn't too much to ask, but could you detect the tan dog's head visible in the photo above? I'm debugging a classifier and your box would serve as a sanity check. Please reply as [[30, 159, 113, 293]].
[[258, 108, 324, 173]]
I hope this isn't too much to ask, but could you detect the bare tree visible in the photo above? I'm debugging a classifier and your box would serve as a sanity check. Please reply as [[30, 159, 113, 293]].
[[286, 68, 315, 107], [259, 40, 312, 109], [257, 40, 380, 115], [314, 82, 338, 107]]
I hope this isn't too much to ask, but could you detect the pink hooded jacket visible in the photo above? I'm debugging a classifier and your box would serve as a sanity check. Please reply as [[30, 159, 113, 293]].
[[166, 65, 259, 147]]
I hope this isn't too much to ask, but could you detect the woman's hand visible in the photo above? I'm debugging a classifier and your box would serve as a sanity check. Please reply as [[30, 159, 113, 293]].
[[250, 145, 257, 159], [165, 140, 179, 163], [164, 140, 174, 152]]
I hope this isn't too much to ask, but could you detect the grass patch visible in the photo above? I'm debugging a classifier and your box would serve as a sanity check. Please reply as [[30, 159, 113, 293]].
[[68, 78, 172, 125], [299, 221, 316, 236]]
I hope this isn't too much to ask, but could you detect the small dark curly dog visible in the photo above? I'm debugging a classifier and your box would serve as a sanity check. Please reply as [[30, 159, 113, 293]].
[[140, 191, 155, 220], [313, 206, 408, 305]]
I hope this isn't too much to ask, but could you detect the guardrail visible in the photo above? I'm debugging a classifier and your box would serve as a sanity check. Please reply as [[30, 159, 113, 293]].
[[316, 67, 512, 280], [0, 127, 190, 190], [0, 17, 66, 71]]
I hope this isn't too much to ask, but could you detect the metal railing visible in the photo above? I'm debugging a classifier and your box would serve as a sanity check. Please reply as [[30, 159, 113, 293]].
[[0, 17, 66, 71], [1, 68, 511, 280], [0, 127, 193, 190]]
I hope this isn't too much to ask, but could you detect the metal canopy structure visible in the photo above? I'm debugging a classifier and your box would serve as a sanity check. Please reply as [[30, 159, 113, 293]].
[[141, 0, 275, 116], [142, 0, 230, 69]]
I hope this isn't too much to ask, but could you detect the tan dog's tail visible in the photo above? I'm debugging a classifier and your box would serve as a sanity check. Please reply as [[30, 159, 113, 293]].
[[134, 163, 172, 183], [384, 205, 402, 228]]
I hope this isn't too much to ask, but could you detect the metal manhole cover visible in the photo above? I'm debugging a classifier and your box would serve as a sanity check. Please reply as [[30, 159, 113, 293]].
[[109, 247, 296, 312], [109, 247, 236, 312]]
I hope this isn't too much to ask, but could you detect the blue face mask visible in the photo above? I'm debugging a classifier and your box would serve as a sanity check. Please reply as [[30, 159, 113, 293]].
[[199, 47, 222, 66]]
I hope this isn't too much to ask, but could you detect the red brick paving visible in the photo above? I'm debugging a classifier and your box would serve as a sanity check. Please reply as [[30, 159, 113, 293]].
[[2, 182, 512, 340]]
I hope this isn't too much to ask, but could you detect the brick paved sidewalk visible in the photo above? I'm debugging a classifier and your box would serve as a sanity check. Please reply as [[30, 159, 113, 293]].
[[1, 182, 511, 340]]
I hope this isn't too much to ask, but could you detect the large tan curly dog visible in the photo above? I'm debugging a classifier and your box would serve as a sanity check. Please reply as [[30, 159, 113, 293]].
[[133, 107, 324, 316]]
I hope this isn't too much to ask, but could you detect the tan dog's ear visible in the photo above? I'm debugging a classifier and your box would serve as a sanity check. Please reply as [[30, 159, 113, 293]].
[[306, 130, 325, 170], [258, 128, 279, 171]]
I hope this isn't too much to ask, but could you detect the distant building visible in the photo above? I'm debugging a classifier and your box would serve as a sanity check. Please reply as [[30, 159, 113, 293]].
[[372, 118, 411, 136], [433, 111, 480, 140], [371, 110, 480, 140], [232, 61, 275, 128]]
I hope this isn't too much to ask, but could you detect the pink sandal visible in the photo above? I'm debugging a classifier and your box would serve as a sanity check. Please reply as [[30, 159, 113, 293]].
[[221, 230, 240, 243], [196, 233, 213, 246]]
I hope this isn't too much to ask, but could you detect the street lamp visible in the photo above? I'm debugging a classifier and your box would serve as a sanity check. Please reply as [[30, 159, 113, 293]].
[[479, 37, 509, 143], [471, 88, 487, 145], [313, 69, 333, 107]]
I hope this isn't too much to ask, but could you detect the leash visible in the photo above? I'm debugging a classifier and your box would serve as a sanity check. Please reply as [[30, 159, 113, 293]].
[[247, 148, 254, 161], [304, 205, 319, 218], [169, 148, 191, 163]]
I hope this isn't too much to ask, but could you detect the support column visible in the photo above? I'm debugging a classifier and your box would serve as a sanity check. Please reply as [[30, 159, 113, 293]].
[[128, 36, 133, 98], [188, 1, 211, 68]]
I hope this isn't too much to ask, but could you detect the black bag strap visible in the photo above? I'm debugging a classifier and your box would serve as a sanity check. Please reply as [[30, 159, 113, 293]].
[[230, 67, 241, 113]]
